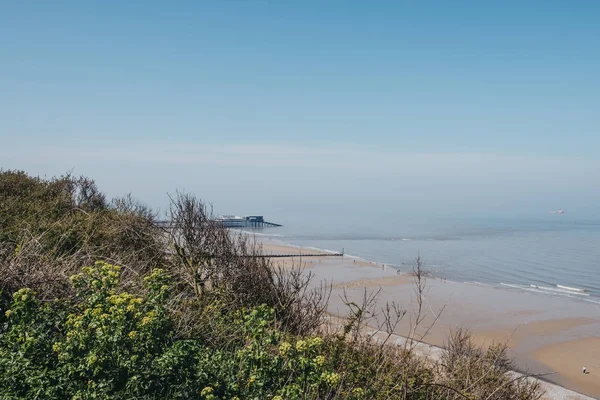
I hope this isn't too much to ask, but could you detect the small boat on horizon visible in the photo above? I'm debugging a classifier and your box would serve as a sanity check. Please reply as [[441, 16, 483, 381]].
[[550, 208, 564, 214]]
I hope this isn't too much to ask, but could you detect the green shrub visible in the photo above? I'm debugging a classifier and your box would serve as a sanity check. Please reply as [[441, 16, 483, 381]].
[[0, 263, 365, 399], [0, 263, 190, 399], [0, 170, 542, 400], [0, 171, 164, 301]]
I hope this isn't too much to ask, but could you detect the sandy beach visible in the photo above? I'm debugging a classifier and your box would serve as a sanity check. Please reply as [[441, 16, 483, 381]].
[[260, 239, 600, 399], [535, 338, 600, 398]]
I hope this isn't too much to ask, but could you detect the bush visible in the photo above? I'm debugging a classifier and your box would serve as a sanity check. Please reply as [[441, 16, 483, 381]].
[[0, 171, 543, 400], [0, 263, 371, 399], [0, 170, 106, 246], [0, 171, 164, 301], [0, 263, 183, 399], [0, 262, 540, 400], [434, 328, 540, 400]]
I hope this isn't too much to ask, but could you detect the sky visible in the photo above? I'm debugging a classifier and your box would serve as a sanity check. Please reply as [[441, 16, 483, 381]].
[[1, 1, 599, 217]]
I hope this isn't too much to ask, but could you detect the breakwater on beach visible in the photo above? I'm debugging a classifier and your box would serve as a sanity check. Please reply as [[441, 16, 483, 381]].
[[256, 239, 600, 399], [241, 213, 600, 304]]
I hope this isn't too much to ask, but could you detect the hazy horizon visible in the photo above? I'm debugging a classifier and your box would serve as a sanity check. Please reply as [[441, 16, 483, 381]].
[[2, 2, 599, 218]]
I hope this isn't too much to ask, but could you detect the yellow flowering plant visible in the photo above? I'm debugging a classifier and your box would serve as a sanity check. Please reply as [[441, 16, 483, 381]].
[[0, 263, 364, 400]]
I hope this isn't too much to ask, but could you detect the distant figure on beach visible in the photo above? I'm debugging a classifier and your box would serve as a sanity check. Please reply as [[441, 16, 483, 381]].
[[583, 366, 587, 374]]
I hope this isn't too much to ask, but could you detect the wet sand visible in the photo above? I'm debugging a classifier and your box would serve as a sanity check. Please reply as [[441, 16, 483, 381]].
[[262, 242, 386, 270], [472, 317, 598, 349], [260, 243, 329, 256], [259, 238, 600, 399]]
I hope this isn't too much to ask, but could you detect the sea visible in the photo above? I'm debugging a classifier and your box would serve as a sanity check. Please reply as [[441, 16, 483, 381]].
[[240, 211, 600, 305]]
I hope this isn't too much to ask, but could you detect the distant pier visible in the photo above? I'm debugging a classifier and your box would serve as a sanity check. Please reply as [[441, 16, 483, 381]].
[[216, 215, 282, 228], [156, 215, 282, 229]]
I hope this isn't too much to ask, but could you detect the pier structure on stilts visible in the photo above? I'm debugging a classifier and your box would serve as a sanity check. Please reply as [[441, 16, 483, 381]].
[[156, 215, 282, 229], [215, 215, 282, 229]]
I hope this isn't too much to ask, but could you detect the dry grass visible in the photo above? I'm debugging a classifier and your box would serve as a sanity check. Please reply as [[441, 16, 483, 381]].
[[0, 170, 545, 400]]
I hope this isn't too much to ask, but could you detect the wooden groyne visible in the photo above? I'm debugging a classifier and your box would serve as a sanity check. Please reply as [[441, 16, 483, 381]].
[[244, 252, 344, 258]]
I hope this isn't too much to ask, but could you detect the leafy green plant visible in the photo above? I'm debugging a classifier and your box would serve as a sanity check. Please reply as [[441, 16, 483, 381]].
[[0, 171, 543, 400], [0, 262, 370, 399], [0, 263, 350, 399]]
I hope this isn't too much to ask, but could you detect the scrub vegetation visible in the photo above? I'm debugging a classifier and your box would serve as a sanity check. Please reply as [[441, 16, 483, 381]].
[[0, 170, 542, 399]]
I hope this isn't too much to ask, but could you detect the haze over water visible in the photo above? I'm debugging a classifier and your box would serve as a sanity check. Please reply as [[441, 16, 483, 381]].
[[247, 211, 600, 303]]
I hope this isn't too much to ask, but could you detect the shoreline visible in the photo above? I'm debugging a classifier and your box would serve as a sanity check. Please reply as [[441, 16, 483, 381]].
[[258, 237, 600, 400], [245, 229, 600, 306], [257, 235, 600, 308]]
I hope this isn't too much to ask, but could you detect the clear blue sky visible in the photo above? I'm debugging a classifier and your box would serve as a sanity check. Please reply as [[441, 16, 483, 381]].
[[2, 1, 599, 216]]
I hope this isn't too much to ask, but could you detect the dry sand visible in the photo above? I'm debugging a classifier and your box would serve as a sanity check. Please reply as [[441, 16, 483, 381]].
[[469, 318, 600, 398], [535, 337, 600, 398], [259, 240, 600, 399], [332, 274, 414, 289]]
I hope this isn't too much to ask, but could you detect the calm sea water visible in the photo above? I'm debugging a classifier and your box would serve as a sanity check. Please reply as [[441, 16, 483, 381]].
[[242, 211, 600, 304]]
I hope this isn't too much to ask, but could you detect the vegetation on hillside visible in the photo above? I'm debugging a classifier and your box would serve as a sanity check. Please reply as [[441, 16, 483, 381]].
[[0, 170, 542, 399]]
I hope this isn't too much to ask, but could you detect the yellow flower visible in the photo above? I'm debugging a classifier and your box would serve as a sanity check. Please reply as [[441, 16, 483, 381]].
[[200, 386, 213, 396], [4, 310, 13, 318], [321, 372, 340, 386], [313, 355, 325, 366], [295, 340, 307, 352], [279, 341, 292, 356], [108, 294, 129, 305], [14, 288, 34, 300], [141, 311, 157, 325], [309, 336, 323, 348], [128, 331, 138, 339], [330, 372, 340, 385], [91, 307, 103, 316]]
